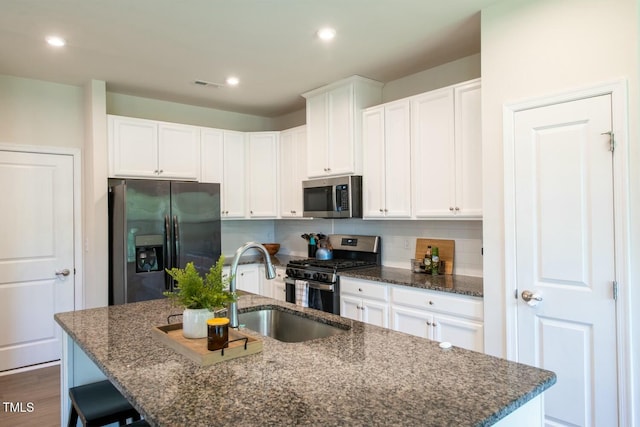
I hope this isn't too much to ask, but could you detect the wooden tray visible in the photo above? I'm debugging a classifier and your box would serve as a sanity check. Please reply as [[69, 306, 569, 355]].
[[151, 323, 262, 366], [415, 238, 455, 275]]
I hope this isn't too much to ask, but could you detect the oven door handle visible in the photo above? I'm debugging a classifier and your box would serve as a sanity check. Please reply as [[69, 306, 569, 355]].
[[285, 277, 335, 292]]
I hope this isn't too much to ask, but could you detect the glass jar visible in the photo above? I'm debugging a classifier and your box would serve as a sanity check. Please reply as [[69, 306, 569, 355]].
[[207, 317, 230, 351]]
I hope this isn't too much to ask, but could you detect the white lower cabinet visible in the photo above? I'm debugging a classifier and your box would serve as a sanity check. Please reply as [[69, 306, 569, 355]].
[[390, 285, 484, 352], [271, 267, 287, 301], [339, 276, 483, 352], [223, 264, 261, 295], [340, 277, 389, 328]]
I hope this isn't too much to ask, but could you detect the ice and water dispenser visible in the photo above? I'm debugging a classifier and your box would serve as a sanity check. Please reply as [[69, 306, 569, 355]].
[[134, 234, 164, 273]]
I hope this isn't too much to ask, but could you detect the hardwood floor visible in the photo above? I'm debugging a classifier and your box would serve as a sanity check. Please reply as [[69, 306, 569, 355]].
[[0, 365, 60, 427]]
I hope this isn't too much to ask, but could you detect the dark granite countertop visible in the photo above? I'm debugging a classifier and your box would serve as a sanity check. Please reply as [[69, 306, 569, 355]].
[[340, 266, 484, 297], [55, 296, 554, 426]]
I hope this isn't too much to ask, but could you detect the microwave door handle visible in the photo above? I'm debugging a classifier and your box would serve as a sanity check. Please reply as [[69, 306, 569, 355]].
[[332, 185, 338, 213]]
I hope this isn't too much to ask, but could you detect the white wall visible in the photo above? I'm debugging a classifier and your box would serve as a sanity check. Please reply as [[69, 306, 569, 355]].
[[481, 0, 638, 422], [269, 54, 482, 131], [83, 80, 109, 309], [0, 75, 84, 148], [107, 92, 275, 132], [382, 53, 481, 103]]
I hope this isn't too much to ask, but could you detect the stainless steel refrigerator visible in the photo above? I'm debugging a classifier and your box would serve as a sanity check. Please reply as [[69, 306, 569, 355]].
[[109, 179, 221, 305]]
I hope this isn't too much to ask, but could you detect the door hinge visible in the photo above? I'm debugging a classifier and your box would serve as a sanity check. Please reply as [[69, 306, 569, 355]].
[[612, 281, 618, 301], [602, 131, 615, 152]]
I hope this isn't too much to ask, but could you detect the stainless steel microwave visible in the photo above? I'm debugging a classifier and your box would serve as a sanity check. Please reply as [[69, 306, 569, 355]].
[[302, 176, 362, 218]]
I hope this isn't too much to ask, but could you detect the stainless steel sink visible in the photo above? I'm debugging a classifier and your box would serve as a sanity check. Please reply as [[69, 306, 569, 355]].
[[238, 307, 349, 343]]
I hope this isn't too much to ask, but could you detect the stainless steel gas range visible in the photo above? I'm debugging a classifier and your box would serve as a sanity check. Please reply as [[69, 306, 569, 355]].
[[285, 234, 381, 314]]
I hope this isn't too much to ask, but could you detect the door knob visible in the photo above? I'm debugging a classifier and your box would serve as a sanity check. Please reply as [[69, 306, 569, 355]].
[[55, 269, 71, 277], [521, 290, 543, 306]]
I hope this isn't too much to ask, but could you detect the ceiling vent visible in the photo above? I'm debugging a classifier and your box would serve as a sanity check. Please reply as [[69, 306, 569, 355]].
[[193, 80, 224, 88]]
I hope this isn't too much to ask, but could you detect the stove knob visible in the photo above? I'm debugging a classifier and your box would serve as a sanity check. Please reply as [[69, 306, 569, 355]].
[[286, 268, 293, 277], [318, 273, 328, 281]]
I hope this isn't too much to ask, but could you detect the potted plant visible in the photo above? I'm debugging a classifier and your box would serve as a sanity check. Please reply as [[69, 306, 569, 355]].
[[164, 256, 236, 338]]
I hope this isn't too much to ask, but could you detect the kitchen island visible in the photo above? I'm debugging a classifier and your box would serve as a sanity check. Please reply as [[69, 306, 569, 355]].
[[55, 295, 555, 426]]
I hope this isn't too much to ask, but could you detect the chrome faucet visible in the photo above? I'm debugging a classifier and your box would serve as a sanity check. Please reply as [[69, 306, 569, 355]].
[[228, 242, 276, 328]]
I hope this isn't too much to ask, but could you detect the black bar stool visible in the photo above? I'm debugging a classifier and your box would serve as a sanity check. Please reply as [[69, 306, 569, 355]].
[[68, 380, 141, 427]]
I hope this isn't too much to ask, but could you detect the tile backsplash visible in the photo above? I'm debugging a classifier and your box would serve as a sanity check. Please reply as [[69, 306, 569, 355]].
[[274, 219, 483, 277], [222, 219, 483, 277]]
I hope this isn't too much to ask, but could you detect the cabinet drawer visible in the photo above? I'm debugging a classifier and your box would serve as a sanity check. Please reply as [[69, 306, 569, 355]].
[[340, 277, 388, 301], [391, 286, 483, 320]]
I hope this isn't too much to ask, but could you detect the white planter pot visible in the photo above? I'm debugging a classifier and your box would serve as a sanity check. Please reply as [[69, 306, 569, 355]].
[[182, 308, 214, 339]]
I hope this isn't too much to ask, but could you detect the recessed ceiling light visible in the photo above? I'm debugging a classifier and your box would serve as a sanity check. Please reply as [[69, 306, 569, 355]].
[[225, 76, 239, 86], [45, 36, 66, 47], [317, 27, 336, 41]]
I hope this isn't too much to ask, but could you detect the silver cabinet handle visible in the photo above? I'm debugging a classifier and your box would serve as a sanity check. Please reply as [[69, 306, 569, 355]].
[[55, 269, 70, 277]]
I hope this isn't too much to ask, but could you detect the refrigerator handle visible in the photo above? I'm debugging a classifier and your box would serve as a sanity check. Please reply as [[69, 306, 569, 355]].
[[164, 215, 172, 290], [173, 215, 180, 269]]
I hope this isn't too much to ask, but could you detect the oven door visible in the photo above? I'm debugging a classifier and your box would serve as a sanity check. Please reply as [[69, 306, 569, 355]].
[[285, 277, 339, 315]]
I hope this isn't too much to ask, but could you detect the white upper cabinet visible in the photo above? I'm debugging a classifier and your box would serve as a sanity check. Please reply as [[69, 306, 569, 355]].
[[453, 80, 483, 218], [279, 125, 307, 218], [108, 115, 200, 180], [362, 99, 412, 219], [201, 128, 246, 218], [303, 76, 383, 178], [247, 132, 279, 218], [411, 79, 482, 218]]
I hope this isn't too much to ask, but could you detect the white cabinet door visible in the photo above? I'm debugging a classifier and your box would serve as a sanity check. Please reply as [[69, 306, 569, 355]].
[[340, 277, 389, 327], [390, 284, 484, 352], [362, 107, 386, 218], [391, 305, 432, 339], [201, 129, 246, 219], [200, 128, 224, 184], [221, 131, 246, 218], [453, 80, 482, 217], [235, 264, 260, 294], [306, 94, 329, 178], [272, 267, 287, 301], [411, 88, 455, 217], [279, 125, 306, 218], [108, 115, 200, 180], [304, 77, 382, 178], [109, 116, 159, 178], [326, 84, 354, 176], [157, 123, 200, 180], [247, 132, 279, 218], [361, 299, 389, 328], [432, 313, 483, 352], [363, 100, 412, 219], [411, 80, 482, 219], [384, 100, 412, 218], [340, 294, 362, 322]]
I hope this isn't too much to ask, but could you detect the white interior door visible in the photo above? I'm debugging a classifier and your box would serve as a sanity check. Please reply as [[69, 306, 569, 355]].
[[0, 150, 75, 371], [513, 95, 618, 426]]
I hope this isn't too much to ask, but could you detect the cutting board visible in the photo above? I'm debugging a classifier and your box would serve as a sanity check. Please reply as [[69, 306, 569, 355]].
[[415, 238, 455, 275]]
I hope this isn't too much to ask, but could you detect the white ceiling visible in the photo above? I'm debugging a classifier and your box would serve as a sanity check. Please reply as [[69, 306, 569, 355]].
[[0, 0, 498, 117]]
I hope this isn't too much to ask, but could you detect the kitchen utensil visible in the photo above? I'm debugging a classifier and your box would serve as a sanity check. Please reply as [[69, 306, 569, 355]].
[[315, 247, 333, 260]]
